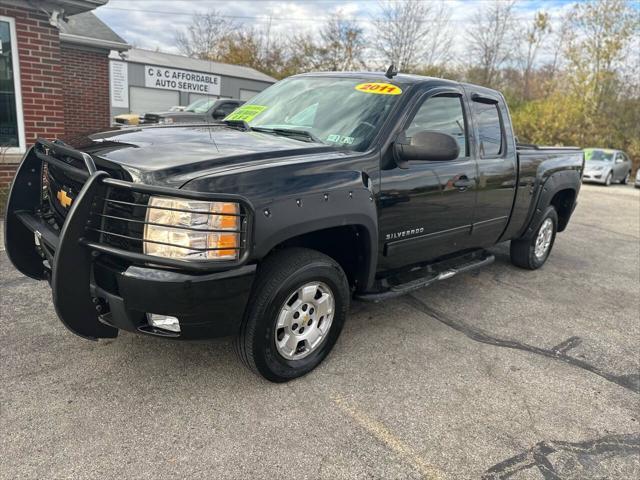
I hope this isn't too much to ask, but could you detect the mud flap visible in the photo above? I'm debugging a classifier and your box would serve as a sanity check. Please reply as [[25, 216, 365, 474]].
[[51, 171, 118, 340]]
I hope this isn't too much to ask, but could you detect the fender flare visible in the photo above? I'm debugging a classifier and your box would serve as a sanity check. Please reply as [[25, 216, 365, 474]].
[[521, 169, 580, 239], [251, 188, 378, 291]]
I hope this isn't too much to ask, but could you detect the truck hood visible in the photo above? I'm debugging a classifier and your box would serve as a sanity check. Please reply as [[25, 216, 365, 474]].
[[67, 125, 341, 188]]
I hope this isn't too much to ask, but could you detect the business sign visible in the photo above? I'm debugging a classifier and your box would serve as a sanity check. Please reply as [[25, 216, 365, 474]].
[[144, 66, 221, 96], [109, 61, 129, 108]]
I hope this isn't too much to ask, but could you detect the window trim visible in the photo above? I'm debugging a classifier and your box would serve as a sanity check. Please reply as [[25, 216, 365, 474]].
[[403, 89, 471, 160], [472, 99, 505, 160], [0, 15, 26, 154]]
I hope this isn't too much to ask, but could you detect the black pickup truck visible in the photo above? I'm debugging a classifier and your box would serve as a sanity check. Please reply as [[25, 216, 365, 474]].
[[5, 72, 584, 382]]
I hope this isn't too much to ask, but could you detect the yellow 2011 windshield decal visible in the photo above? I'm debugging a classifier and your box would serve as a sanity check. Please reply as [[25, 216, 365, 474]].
[[355, 83, 402, 95], [224, 105, 268, 122]]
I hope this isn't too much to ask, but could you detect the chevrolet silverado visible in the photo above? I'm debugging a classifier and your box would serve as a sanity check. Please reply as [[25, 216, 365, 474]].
[[5, 72, 584, 382]]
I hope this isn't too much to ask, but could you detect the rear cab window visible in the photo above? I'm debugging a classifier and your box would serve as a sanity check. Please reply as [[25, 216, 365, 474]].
[[471, 100, 504, 158]]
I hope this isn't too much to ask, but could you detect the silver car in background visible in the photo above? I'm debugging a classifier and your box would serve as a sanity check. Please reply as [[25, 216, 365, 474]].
[[582, 148, 633, 186]]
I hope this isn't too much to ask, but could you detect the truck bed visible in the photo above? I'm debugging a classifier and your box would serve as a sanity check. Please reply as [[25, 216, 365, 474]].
[[502, 144, 584, 241]]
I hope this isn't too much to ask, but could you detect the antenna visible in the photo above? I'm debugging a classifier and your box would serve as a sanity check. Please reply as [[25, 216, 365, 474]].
[[385, 64, 398, 79]]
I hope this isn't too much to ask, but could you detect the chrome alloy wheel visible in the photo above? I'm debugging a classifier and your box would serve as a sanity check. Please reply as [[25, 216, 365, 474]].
[[274, 282, 335, 360], [534, 218, 553, 259]]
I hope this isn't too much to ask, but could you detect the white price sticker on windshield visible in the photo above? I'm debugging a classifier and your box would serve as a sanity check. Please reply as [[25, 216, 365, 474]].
[[327, 134, 355, 145]]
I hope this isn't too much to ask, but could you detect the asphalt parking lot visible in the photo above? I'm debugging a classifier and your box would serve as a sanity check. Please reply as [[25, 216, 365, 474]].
[[1, 183, 639, 479]]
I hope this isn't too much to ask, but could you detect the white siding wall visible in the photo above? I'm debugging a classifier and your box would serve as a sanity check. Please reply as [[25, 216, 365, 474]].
[[130, 87, 179, 114]]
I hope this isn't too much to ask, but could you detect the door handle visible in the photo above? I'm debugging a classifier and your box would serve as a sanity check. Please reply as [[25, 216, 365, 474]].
[[453, 177, 474, 191]]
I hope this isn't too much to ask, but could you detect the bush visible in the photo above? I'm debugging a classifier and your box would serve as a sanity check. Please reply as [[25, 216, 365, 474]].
[[0, 185, 9, 219]]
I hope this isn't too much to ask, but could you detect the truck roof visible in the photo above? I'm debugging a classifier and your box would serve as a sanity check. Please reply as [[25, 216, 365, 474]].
[[294, 71, 501, 96]]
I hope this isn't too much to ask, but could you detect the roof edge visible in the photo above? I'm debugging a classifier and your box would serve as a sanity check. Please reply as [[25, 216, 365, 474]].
[[60, 32, 129, 51], [1, 0, 107, 16], [119, 48, 277, 83]]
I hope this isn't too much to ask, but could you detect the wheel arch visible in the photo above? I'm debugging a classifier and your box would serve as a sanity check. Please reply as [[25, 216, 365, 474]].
[[521, 169, 580, 238], [549, 188, 577, 232], [258, 220, 377, 293]]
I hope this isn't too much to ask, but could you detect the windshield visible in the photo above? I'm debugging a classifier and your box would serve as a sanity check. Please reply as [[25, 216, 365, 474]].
[[226, 76, 404, 151], [185, 98, 216, 113], [586, 149, 614, 162]]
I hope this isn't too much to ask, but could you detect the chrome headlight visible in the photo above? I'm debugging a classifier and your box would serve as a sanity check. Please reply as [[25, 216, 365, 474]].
[[143, 196, 240, 260], [158, 117, 174, 124]]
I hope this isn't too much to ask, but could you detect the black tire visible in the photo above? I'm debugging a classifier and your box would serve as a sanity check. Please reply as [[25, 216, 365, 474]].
[[620, 172, 630, 184], [510, 206, 558, 270], [235, 248, 349, 382], [605, 172, 612, 186]]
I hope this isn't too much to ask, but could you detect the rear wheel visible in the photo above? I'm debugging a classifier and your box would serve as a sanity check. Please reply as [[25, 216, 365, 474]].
[[235, 248, 349, 382], [510, 206, 558, 270]]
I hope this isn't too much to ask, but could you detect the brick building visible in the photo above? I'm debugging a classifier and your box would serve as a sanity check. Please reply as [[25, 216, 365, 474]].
[[0, 0, 127, 190]]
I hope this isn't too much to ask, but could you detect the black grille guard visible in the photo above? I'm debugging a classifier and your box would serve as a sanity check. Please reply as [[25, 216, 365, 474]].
[[31, 138, 254, 271], [4, 139, 254, 340]]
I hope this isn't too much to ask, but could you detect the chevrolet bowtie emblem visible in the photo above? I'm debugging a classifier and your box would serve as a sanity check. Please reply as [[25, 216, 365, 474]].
[[57, 189, 72, 208]]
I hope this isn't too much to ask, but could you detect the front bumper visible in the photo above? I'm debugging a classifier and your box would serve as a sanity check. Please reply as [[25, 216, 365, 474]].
[[4, 141, 255, 340], [582, 172, 606, 183], [92, 258, 255, 339]]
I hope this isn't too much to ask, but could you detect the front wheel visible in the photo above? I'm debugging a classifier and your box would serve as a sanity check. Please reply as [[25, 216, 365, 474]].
[[605, 172, 612, 186], [235, 248, 349, 382], [620, 172, 630, 184], [510, 206, 558, 270]]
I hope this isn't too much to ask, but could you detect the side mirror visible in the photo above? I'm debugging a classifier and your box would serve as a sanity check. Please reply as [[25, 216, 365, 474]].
[[393, 131, 460, 168]]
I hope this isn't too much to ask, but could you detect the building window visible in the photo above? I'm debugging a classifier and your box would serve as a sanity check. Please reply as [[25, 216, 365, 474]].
[[0, 16, 24, 153]]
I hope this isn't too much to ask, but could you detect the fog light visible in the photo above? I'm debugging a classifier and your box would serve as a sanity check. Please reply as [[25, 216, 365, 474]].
[[147, 313, 180, 333]]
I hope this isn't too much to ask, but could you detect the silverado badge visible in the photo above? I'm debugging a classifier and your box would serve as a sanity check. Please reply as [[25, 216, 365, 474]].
[[56, 189, 72, 208]]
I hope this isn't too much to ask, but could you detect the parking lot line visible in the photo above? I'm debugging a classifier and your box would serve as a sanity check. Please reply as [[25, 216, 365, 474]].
[[331, 394, 446, 480]]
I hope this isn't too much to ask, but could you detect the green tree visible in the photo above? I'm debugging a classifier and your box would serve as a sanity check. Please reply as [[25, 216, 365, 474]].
[[517, 11, 551, 99], [564, 0, 639, 111]]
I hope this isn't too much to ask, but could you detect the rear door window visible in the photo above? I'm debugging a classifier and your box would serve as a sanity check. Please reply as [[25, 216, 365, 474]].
[[472, 101, 503, 157]]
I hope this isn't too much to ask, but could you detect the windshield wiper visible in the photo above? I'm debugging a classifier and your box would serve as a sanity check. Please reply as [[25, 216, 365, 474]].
[[221, 119, 250, 131], [251, 127, 323, 144]]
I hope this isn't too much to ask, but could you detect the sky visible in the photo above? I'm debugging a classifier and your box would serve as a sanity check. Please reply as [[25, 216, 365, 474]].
[[94, 0, 580, 59]]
